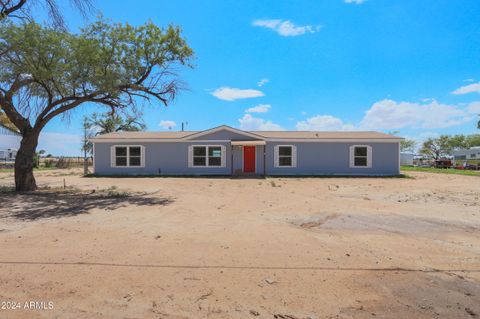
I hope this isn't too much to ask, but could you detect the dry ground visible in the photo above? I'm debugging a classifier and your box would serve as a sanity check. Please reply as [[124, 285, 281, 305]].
[[0, 169, 479, 319]]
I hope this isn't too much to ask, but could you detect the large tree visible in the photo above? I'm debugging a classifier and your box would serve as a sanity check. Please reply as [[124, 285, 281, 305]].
[[0, 20, 193, 191]]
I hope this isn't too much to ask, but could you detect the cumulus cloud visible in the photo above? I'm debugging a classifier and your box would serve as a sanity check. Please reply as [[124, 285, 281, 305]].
[[295, 99, 479, 132], [238, 114, 283, 131], [257, 78, 269, 87], [359, 99, 475, 130], [252, 19, 321, 37], [211, 87, 264, 101], [245, 104, 271, 113], [296, 115, 356, 131], [159, 120, 176, 130], [452, 82, 480, 95], [345, 0, 366, 4]]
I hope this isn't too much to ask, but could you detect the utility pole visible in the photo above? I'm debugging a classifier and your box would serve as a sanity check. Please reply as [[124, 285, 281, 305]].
[[181, 121, 188, 132]]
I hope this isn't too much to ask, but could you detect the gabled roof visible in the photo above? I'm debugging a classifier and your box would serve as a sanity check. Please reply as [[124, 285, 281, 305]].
[[90, 125, 403, 142], [182, 125, 265, 140]]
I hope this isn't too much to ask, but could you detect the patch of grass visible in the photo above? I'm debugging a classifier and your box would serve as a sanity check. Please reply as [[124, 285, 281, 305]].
[[401, 166, 480, 176]]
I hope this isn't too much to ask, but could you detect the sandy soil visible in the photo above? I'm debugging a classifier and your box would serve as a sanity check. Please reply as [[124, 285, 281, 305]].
[[0, 169, 479, 319]]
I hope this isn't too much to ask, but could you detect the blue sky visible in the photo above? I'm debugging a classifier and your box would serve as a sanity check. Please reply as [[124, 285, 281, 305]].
[[36, 0, 480, 155]]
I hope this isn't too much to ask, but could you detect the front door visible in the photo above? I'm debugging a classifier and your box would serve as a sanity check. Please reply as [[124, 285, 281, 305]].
[[243, 146, 256, 173]]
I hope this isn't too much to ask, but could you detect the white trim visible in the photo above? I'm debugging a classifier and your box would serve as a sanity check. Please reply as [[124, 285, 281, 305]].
[[349, 145, 372, 168], [183, 125, 265, 140], [189, 145, 225, 168], [242, 145, 257, 173], [111, 145, 145, 168], [274, 145, 296, 168], [92, 142, 96, 173], [231, 140, 266, 146], [267, 138, 402, 143]]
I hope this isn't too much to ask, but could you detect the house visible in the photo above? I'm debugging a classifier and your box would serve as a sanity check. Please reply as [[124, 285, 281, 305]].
[[0, 123, 21, 161], [453, 147, 480, 165], [400, 152, 414, 166], [90, 125, 402, 176]]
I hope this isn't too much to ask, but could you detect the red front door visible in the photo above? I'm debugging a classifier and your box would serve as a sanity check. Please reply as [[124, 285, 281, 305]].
[[243, 146, 256, 173]]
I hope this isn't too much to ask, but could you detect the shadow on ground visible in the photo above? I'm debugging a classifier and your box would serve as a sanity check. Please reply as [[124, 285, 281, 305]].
[[0, 188, 172, 221]]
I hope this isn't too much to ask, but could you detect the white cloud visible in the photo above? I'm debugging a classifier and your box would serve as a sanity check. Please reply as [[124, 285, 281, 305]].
[[211, 87, 264, 101], [296, 115, 356, 131], [467, 101, 480, 113], [245, 104, 271, 113], [464, 78, 474, 82], [344, 0, 366, 4], [252, 19, 321, 37], [159, 120, 176, 130], [452, 82, 480, 95], [257, 78, 269, 87], [294, 99, 480, 133], [359, 99, 473, 130], [38, 132, 82, 156], [238, 114, 283, 131]]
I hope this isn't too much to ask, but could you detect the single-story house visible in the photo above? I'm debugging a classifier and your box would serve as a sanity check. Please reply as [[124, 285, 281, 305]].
[[453, 147, 480, 164], [0, 123, 21, 161], [90, 125, 402, 176]]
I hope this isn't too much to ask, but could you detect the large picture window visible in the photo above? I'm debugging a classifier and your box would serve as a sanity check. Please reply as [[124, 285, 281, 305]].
[[350, 145, 372, 168], [191, 146, 224, 167], [274, 145, 296, 168], [112, 146, 144, 167]]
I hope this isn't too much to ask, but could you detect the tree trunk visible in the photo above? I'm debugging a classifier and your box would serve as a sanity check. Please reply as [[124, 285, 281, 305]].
[[14, 132, 39, 191]]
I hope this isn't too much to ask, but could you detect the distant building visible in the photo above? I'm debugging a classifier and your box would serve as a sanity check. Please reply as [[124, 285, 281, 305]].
[[400, 152, 414, 166], [0, 123, 21, 161], [453, 147, 480, 164]]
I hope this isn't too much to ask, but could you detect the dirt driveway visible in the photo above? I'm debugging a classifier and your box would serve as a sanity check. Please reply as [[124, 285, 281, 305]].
[[0, 169, 479, 318]]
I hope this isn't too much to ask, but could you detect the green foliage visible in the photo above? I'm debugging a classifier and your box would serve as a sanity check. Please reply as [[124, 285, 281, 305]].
[[401, 165, 480, 176], [420, 134, 480, 159], [0, 19, 194, 130], [400, 139, 416, 152]]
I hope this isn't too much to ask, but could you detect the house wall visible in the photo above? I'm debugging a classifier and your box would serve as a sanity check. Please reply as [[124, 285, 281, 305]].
[[93, 141, 400, 176], [265, 142, 400, 175], [94, 141, 232, 175]]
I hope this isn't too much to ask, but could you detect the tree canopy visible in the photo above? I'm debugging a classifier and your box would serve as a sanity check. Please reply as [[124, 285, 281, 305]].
[[0, 18, 193, 190]]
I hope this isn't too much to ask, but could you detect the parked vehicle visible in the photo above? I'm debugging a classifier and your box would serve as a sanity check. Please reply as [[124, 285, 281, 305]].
[[434, 159, 452, 169]]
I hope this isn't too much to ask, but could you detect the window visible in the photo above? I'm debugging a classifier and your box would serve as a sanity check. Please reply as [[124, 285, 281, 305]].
[[350, 145, 372, 168], [274, 145, 296, 168], [190, 146, 224, 167], [112, 145, 144, 167]]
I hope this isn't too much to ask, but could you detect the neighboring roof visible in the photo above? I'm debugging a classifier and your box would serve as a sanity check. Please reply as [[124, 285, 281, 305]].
[[0, 123, 21, 136], [90, 125, 402, 141]]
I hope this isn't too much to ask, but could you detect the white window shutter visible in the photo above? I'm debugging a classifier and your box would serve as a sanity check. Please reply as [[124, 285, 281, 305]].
[[110, 146, 115, 167], [349, 145, 355, 168], [292, 145, 297, 167], [367, 145, 372, 168], [274, 146, 279, 168], [188, 145, 193, 168], [141, 145, 146, 168], [220, 145, 226, 167]]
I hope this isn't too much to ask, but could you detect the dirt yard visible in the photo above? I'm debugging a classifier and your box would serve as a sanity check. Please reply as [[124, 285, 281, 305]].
[[0, 169, 479, 319]]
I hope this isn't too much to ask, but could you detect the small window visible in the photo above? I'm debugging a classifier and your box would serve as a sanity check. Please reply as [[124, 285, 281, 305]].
[[354, 146, 368, 167], [113, 146, 143, 167], [191, 146, 223, 167], [350, 145, 371, 168], [193, 146, 207, 166], [208, 146, 222, 166], [276, 145, 295, 167]]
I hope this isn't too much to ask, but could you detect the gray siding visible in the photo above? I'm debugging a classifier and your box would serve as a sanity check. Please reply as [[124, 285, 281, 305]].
[[189, 130, 260, 141], [265, 142, 399, 175], [94, 141, 399, 176], [94, 141, 232, 175]]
